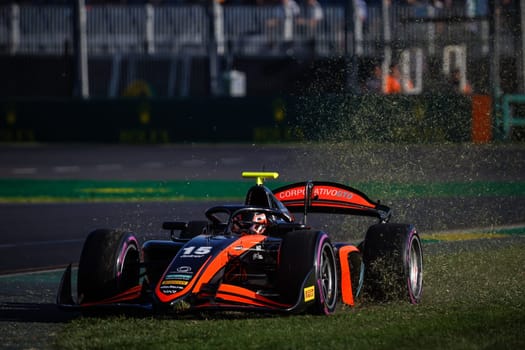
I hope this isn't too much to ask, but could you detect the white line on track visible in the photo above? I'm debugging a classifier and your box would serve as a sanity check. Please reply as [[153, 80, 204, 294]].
[[12, 168, 37, 175], [181, 159, 206, 167], [0, 239, 84, 249], [220, 157, 243, 165], [53, 166, 80, 173], [96, 163, 123, 171], [142, 162, 164, 168], [0, 266, 71, 277]]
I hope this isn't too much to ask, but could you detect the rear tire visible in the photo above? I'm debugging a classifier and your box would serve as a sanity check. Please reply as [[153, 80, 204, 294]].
[[278, 230, 338, 315], [77, 229, 140, 304], [362, 223, 423, 304]]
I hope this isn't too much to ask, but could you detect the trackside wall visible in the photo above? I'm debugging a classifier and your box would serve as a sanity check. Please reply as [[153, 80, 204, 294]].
[[0, 95, 477, 143]]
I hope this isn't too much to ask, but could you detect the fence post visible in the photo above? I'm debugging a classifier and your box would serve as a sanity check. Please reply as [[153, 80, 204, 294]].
[[344, 0, 359, 93], [283, 1, 295, 41], [208, 0, 222, 96], [214, 0, 225, 55], [426, 5, 435, 56], [72, 0, 89, 98], [381, 0, 392, 94], [145, 4, 155, 54], [353, 0, 364, 56], [521, 0, 525, 93], [9, 3, 20, 55]]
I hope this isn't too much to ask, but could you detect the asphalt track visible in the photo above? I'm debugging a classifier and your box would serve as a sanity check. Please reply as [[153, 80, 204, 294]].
[[1, 143, 525, 273], [1, 143, 525, 349]]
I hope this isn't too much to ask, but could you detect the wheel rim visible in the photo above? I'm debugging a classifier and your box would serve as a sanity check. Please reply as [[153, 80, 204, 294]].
[[408, 236, 423, 298], [117, 238, 140, 290], [320, 243, 337, 309]]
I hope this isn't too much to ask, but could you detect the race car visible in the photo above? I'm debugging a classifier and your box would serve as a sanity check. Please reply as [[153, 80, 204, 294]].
[[57, 171, 423, 315]]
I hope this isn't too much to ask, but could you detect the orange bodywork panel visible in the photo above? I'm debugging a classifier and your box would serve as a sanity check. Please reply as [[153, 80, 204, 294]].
[[80, 284, 143, 307], [192, 235, 267, 293], [338, 245, 359, 306], [155, 235, 268, 303], [215, 283, 291, 308]]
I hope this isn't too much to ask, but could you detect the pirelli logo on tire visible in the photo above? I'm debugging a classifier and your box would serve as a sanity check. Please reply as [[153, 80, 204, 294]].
[[304, 286, 315, 302]]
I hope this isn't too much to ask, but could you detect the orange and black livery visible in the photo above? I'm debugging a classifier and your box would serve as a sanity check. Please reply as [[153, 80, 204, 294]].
[[57, 171, 423, 315]]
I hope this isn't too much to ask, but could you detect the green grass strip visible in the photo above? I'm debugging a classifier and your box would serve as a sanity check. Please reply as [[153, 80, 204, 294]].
[[52, 242, 525, 350], [360, 181, 525, 199], [0, 179, 524, 203], [0, 179, 258, 203]]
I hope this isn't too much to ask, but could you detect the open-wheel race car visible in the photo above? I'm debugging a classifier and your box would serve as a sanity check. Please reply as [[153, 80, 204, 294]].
[[57, 172, 423, 315]]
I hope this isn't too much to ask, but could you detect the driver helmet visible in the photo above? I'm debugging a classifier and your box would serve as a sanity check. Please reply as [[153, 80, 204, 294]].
[[232, 212, 268, 235]]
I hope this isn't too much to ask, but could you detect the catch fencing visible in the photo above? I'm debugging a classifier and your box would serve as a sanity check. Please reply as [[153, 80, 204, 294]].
[[0, 3, 513, 59]]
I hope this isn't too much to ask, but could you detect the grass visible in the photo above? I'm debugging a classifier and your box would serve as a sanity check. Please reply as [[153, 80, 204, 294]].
[[1, 179, 525, 203], [54, 240, 525, 350]]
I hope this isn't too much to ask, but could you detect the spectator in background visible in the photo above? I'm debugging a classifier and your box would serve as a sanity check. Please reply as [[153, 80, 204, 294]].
[[354, 0, 368, 42], [384, 63, 414, 94], [466, 0, 488, 32], [283, 0, 301, 16], [274, 0, 301, 20], [355, 0, 367, 25], [384, 63, 402, 94], [363, 63, 382, 94], [297, 0, 324, 30], [267, 0, 301, 35], [449, 68, 472, 95], [265, 0, 300, 52]]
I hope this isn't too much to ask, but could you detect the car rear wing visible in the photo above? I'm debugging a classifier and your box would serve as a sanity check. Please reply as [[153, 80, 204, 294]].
[[272, 181, 391, 223]]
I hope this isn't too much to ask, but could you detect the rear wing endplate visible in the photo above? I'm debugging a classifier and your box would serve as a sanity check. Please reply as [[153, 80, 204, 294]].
[[272, 181, 391, 222]]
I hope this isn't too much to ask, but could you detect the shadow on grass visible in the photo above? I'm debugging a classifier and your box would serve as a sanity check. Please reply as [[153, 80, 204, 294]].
[[0, 302, 79, 323]]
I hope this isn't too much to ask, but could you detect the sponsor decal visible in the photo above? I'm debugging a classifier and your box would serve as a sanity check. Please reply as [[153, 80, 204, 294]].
[[165, 274, 192, 280], [180, 246, 212, 258], [161, 280, 189, 286], [304, 286, 315, 302], [252, 245, 264, 260], [160, 281, 187, 292], [276, 186, 354, 201], [176, 266, 192, 273], [159, 288, 179, 294]]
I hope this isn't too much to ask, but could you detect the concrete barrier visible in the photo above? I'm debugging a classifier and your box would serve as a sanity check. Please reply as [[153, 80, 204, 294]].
[[0, 95, 474, 143]]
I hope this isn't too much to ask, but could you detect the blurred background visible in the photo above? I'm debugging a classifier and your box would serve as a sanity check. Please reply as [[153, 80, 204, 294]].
[[0, 0, 523, 143]]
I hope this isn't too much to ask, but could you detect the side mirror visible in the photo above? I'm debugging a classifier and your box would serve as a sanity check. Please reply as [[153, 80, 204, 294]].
[[162, 221, 188, 240]]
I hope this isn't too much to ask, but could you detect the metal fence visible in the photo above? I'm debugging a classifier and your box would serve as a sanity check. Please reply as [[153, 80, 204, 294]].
[[0, 3, 515, 59], [1, 2, 522, 98]]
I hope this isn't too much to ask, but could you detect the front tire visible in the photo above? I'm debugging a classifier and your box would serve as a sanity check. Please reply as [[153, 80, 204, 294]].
[[278, 230, 338, 315], [362, 223, 423, 304], [77, 229, 141, 304]]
